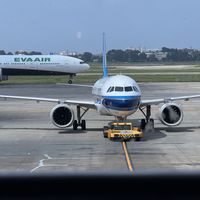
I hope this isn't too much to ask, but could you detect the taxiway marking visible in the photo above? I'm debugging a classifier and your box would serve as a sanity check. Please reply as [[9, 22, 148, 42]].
[[30, 154, 52, 173], [121, 141, 134, 173]]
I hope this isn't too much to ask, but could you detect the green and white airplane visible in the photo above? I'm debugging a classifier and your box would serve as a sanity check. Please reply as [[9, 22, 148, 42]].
[[0, 55, 90, 83]]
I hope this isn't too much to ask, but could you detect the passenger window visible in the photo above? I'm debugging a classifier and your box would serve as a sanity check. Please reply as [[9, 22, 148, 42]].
[[115, 87, 123, 92], [125, 86, 133, 92]]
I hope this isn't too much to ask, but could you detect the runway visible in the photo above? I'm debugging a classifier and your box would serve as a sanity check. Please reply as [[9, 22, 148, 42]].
[[0, 82, 200, 173]]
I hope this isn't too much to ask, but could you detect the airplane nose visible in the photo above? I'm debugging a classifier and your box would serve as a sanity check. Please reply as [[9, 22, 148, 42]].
[[84, 63, 90, 70]]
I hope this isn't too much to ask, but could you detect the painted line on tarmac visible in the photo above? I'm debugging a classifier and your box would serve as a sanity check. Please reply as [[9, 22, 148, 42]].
[[30, 154, 52, 173], [121, 141, 134, 173]]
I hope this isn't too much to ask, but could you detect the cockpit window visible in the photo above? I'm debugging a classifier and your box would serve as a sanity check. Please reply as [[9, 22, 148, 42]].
[[125, 86, 133, 92], [132, 86, 139, 92], [107, 87, 111, 92], [115, 87, 123, 92], [80, 61, 86, 64], [110, 87, 114, 92], [107, 86, 139, 92], [107, 87, 115, 92]]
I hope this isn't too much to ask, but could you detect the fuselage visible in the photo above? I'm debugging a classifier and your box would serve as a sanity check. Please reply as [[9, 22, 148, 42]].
[[92, 75, 141, 118], [0, 55, 89, 76]]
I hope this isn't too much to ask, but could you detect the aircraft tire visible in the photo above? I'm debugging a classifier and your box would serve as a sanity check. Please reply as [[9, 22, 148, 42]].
[[73, 120, 78, 130], [134, 137, 141, 141], [81, 120, 86, 130], [140, 119, 146, 130], [149, 118, 154, 129]]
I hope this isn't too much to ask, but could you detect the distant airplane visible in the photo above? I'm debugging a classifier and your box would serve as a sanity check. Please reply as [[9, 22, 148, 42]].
[[0, 55, 90, 84], [0, 34, 200, 131]]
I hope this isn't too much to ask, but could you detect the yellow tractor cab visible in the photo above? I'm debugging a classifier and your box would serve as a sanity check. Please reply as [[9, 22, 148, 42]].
[[103, 122, 143, 141]]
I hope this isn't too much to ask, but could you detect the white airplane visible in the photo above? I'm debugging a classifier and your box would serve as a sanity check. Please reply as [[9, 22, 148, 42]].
[[0, 55, 90, 84], [0, 34, 200, 131]]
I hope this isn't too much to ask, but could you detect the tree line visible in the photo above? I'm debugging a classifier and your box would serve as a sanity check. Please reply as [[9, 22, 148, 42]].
[[0, 50, 42, 55], [77, 50, 147, 63], [2, 47, 200, 63], [77, 48, 200, 63]]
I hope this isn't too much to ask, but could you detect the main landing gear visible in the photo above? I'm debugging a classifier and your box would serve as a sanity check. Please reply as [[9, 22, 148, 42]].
[[139, 105, 154, 130], [68, 74, 76, 84], [73, 105, 89, 130]]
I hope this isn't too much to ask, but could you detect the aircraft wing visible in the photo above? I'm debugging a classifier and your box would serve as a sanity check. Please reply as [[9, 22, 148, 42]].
[[140, 95, 200, 107], [56, 83, 93, 88], [0, 95, 96, 109]]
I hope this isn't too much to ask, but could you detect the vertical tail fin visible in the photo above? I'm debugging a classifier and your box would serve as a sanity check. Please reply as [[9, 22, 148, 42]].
[[102, 32, 108, 77]]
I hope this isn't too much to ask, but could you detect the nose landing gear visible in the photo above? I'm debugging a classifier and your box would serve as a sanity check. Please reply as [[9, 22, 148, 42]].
[[68, 80, 73, 84], [68, 74, 76, 84]]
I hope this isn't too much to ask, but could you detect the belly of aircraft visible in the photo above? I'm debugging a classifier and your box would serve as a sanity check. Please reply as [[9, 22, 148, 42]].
[[2, 68, 70, 76], [105, 108, 137, 117]]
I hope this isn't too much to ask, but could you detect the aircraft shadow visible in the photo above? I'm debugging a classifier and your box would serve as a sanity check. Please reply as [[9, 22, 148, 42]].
[[0, 127, 60, 131], [157, 126, 200, 133], [58, 128, 103, 134], [140, 125, 200, 141], [142, 129, 166, 141], [58, 130, 86, 134]]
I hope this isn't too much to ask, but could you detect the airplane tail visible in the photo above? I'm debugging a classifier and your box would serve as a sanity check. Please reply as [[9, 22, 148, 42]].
[[102, 33, 108, 77]]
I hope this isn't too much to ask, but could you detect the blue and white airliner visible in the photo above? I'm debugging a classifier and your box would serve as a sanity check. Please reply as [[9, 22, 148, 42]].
[[0, 33, 200, 130]]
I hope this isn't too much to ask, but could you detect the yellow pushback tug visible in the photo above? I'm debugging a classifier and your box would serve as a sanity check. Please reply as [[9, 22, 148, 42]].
[[103, 122, 143, 141]]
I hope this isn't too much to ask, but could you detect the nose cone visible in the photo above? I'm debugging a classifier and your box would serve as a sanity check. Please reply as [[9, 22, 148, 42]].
[[76, 62, 90, 73], [83, 63, 90, 71]]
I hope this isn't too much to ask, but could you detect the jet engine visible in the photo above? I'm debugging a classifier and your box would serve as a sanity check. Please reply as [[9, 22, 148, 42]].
[[159, 103, 183, 126], [50, 104, 74, 128]]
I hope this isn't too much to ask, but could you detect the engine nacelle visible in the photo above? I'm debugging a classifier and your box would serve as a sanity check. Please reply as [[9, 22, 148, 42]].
[[159, 103, 183, 126], [0, 68, 8, 81], [50, 104, 74, 128]]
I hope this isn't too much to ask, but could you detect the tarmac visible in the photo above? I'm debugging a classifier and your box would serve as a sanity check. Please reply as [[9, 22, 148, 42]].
[[0, 82, 199, 173]]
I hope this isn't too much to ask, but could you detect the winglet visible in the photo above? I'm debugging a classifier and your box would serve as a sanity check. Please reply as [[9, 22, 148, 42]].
[[102, 33, 108, 77]]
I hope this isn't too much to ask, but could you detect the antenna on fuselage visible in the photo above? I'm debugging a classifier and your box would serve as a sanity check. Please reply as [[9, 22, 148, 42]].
[[102, 32, 108, 77]]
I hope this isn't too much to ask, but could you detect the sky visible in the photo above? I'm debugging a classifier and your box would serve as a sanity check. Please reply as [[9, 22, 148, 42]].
[[0, 0, 200, 54]]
